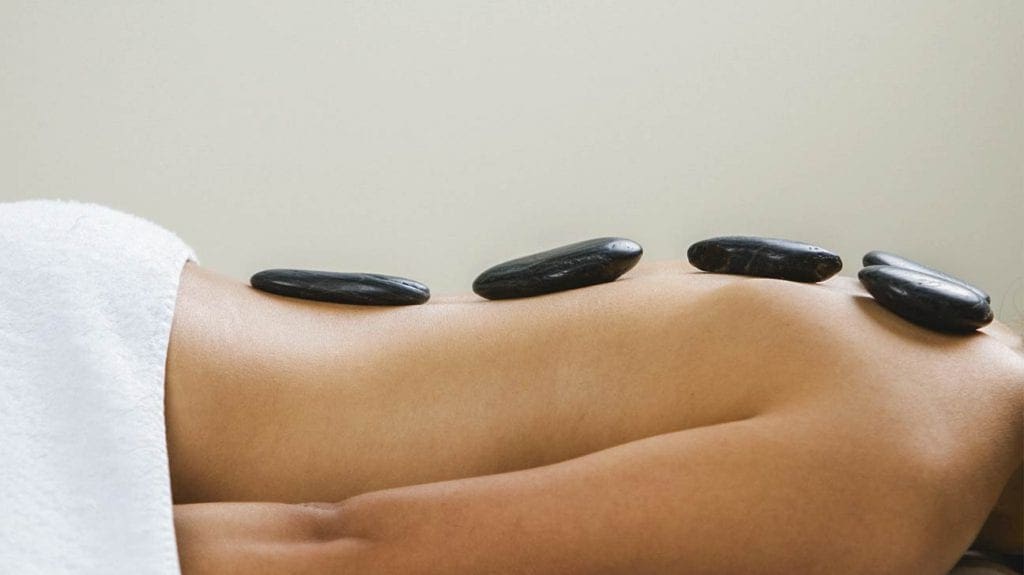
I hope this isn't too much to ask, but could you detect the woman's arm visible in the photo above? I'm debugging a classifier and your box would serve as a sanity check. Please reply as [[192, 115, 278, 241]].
[[174, 501, 367, 575], [339, 412, 1009, 574], [177, 404, 1013, 574]]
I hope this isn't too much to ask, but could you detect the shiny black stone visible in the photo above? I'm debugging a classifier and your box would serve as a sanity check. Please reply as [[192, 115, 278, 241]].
[[686, 236, 842, 282], [472, 237, 643, 300], [250, 269, 430, 306], [858, 265, 993, 333], [862, 250, 990, 303]]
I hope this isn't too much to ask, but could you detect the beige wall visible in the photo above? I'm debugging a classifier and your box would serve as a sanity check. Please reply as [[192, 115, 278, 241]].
[[2, 2, 1021, 328]]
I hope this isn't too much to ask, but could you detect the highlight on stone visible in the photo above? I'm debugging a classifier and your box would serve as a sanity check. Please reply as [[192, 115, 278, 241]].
[[250, 269, 430, 306], [472, 237, 643, 300], [858, 265, 993, 333], [686, 236, 842, 283], [862, 250, 990, 303]]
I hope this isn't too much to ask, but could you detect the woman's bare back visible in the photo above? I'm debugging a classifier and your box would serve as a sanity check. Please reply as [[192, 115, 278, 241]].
[[165, 258, 1023, 573]]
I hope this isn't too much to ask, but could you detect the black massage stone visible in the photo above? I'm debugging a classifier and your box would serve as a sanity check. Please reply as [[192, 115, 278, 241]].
[[686, 236, 842, 282], [858, 265, 993, 333], [862, 250, 990, 303], [250, 269, 430, 306], [472, 237, 643, 300]]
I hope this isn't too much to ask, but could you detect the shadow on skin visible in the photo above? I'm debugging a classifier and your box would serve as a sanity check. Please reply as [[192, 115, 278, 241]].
[[948, 551, 1022, 574], [849, 293, 989, 350]]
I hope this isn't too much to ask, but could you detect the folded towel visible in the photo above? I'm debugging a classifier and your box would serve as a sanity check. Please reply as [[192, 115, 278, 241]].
[[0, 199, 198, 574]]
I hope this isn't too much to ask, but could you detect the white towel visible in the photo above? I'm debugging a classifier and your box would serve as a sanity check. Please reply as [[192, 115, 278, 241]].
[[0, 199, 198, 575]]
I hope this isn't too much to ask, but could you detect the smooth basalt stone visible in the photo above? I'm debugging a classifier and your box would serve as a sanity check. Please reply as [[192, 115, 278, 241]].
[[858, 265, 993, 333], [472, 237, 643, 300], [686, 236, 842, 282], [250, 269, 430, 306], [862, 250, 990, 303]]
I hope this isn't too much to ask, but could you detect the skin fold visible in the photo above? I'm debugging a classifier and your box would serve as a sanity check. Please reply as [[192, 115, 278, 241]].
[[166, 259, 1023, 574]]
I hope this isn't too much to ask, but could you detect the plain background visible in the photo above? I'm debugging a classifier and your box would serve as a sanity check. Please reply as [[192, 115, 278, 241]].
[[2, 2, 1021, 329]]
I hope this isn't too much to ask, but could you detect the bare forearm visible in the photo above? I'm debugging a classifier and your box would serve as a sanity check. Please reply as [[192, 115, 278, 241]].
[[319, 414, 989, 575], [174, 502, 369, 575], [174, 398, 1019, 574]]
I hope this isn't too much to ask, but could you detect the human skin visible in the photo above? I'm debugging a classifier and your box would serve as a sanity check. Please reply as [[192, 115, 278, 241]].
[[167, 259, 1023, 574]]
